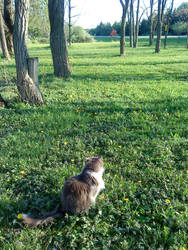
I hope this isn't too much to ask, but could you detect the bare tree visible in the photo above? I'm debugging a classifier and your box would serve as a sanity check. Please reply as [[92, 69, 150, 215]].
[[13, 0, 44, 104], [155, 0, 167, 53], [68, 0, 72, 45], [119, 0, 130, 56], [0, 7, 10, 60], [164, 0, 174, 49], [4, 0, 14, 55], [149, 0, 155, 46], [133, 0, 140, 47], [48, 0, 71, 78], [129, 0, 134, 47]]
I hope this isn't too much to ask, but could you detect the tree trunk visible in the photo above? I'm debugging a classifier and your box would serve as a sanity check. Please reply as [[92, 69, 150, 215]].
[[13, 0, 44, 105], [48, 0, 71, 78], [129, 0, 133, 47], [164, 0, 174, 49], [164, 24, 168, 49], [0, 9, 10, 60], [155, 0, 162, 53], [119, 0, 129, 56], [187, 21, 188, 49], [129, 12, 133, 47], [68, 0, 72, 46], [4, 0, 14, 55], [149, 0, 154, 46], [133, 0, 140, 48], [120, 9, 126, 56]]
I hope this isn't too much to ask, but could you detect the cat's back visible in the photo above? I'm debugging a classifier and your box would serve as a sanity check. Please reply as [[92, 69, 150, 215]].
[[60, 174, 93, 214]]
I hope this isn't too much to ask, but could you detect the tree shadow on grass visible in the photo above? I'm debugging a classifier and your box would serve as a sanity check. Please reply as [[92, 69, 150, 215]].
[[0, 96, 187, 228]]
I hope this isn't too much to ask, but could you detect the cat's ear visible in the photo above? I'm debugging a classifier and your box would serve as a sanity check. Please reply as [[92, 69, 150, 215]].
[[86, 157, 92, 162], [98, 156, 103, 161]]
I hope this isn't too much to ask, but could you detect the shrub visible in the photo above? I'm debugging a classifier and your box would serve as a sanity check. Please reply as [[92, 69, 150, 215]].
[[171, 22, 187, 35], [65, 25, 94, 43]]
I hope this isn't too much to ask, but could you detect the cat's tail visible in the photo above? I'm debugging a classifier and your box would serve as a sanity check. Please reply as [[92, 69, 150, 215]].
[[22, 206, 65, 227]]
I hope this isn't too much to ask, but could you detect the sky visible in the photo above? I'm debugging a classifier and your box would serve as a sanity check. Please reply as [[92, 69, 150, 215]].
[[70, 0, 188, 29]]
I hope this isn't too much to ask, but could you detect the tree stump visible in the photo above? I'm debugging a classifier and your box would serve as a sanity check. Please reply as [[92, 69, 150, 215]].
[[28, 57, 39, 86]]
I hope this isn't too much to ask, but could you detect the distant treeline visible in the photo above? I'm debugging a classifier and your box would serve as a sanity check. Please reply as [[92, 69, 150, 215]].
[[88, 3, 188, 37]]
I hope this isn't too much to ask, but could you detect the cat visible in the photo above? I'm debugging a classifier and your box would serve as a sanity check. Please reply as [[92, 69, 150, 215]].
[[22, 156, 105, 227]]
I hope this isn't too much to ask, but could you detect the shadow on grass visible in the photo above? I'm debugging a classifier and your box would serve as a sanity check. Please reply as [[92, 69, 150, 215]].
[[0, 95, 187, 229]]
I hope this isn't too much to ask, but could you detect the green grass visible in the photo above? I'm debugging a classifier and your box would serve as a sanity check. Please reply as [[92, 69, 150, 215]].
[[0, 38, 188, 249]]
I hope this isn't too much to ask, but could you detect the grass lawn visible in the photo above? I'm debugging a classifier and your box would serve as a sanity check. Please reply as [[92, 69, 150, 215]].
[[0, 38, 188, 249]]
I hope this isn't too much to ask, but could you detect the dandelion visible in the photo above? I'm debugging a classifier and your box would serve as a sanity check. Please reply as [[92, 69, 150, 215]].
[[165, 199, 171, 204], [124, 198, 129, 201], [41, 131, 44, 133], [100, 195, 104, 199], [94, 112, 97, 115], [17, 214, 23, 219], [71, 159, 74, 162], [138, 180, 142, 183], [179, 248, 186, 250], [64, 141, 67, 145], [118, 145, 122, 149], [186, 170, 188, 174], [20, 171, 25, 174]]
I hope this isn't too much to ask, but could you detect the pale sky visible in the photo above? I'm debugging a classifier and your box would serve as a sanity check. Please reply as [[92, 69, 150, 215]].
[[70, 0, 188, 29]]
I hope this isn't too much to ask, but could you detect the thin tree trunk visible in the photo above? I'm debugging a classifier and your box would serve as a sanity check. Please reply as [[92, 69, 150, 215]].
[[68, 0, 72, 45], [149, 0, 154, 46], [155, 0, 162, 53], [0, 9, 10, 60], [133, 0, 140, 48], [120, 9, 126, 55], [13, 0, 44, 105], [48, 0, 71, 78], [164, 24, 168, 49], [129, 0, 133, 47], [164, 0, 174, 49], [120, 0, 129, 56], [187, 21, 188, 49], [4, 0, 14, 55]]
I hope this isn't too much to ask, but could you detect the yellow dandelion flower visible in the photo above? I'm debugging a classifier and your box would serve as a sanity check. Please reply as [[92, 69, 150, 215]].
[[64, 141, 67, 145], [100, 195, 104, 199], [20, 171, 24, 174], [138, 180, 142, 183], [179, 248, 186, 250], [124, 198, 129, 201], [186, 170, 188, 174], [17, 214, 23, 219], [94, 112, 97, 115], [165, 199, 171, 204], [71, 159, 74, 162], [118, 145, 122, 149]]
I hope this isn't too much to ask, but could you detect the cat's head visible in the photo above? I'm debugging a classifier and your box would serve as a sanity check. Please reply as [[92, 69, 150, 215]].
[[84, 156, 104, 174]]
